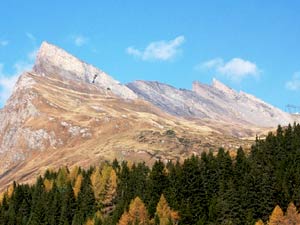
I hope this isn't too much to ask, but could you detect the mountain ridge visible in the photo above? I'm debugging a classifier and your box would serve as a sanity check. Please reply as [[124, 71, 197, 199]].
[[127, 78, 293, 127], [0, 41, 293, 189]]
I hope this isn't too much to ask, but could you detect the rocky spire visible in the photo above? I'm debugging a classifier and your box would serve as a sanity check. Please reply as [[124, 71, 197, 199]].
[[33, 41, 137, 99], [211, 78, 236, 96]]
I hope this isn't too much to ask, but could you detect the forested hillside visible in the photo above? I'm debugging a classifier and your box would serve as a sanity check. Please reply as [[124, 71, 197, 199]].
[[1, 124, 300, 225]]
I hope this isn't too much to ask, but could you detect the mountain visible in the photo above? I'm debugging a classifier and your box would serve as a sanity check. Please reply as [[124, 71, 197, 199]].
[[0, 42, 294, 189], [127, 79, 293, 128]]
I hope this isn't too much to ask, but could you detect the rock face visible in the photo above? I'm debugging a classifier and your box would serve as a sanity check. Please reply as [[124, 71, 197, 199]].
[[127, 78, 293, 127], [0, 41, 293, 189], [0, 42, 137, 171], [34, 42, 137, 100]]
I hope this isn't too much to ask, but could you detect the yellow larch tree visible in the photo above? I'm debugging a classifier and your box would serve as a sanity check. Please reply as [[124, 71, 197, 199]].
[[84, 218, 94, 225], [118, 197, 150, 225], [284, 202, 300, 225], [156, 194, 179, 225], [90, 166, 102, 200], [0, 192, 4, 204], [56, 166, 69, 188], [255, 219, 265, 225], [7, 183, 14, 198], [101, 168, 117, 214], [43, 178, 53, 192], [69, 165, 80, 182], [90, 164, 117, 214], [268, 205, 284, 225], [73, 174, 83, 199]]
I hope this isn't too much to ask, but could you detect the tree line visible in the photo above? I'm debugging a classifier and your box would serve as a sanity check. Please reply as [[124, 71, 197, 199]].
[[1, 124, 300, 224]]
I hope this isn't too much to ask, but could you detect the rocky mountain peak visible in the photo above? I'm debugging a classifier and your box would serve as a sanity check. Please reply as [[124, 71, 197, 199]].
[[34, 41, 92, 81], [192, 81, 209, 95], [211, 78, 236, 96], [32, 42, 137, 99]]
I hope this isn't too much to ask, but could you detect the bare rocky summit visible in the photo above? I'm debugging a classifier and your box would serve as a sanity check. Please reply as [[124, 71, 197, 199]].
[[127, 78, 293, 127], [34, 42, 137, 99], [0, 41, 293, 189]]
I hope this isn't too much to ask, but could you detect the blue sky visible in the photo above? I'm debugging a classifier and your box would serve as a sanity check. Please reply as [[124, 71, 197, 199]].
[[0, 1, 300, 110]]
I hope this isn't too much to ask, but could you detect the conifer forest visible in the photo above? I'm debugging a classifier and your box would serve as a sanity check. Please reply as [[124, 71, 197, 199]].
[[1, 124, 300, 224]]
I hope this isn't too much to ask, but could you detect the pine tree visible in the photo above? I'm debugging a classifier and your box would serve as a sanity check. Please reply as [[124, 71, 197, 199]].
[[46, 183, 62, 225], [28, 177, 47, 224], [57, 167, 70, 189], [74, 173, 96, 224], [59, 182, 76, 225], [146, 160, 168, 217]]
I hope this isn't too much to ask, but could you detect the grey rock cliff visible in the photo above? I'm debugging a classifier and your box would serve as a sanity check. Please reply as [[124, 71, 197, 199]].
[[127, 79, 294, 127], [33, 42, 137, 100]]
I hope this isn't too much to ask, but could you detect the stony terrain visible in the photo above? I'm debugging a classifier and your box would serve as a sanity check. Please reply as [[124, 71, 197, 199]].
[[127, 79, 293, 128], [0, 42, 294, 189]]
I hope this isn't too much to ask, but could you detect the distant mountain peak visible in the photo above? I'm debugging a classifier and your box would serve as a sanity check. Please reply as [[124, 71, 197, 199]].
[[32, 41, 137, 99], [34, 41, 102, 82], [128, 78, 293, 127], [211, 78, 236, 95]]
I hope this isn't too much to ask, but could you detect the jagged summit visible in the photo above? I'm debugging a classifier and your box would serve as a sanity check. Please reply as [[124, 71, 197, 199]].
[[0, 41, 296, 189], [128, 78, 294, 127], [32, 41, 137, 99], [211, 78, 236, 96]]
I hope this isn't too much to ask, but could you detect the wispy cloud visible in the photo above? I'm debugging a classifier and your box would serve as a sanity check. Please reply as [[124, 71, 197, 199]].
[[27, 48, 38, 61], [198, 57, 261, 82], [196, 58, 223, 70], [0, 40, 8, 47], [126, 35, 185, 61], [72, 35, 88, 47], [0, 64, 20, 103], [286, 72, 300, 91], [26, 32, 36, 42], [0, 48, 36, 105]]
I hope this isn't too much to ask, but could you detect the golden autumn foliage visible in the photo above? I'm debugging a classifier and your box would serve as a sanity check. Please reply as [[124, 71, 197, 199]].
[[83, 211, 102, 225], [56, 166, 69, 188], [69, 166, 80, 182], [255, 219, 264, 225], [43, 178, 53, 192], [258, 203, 300, 225], [268, 205, 284, 225], [285, 202, 300, 225], [90, 166, 102, 200], [73, 174, 83, 199], [0, 192, 4, 204], [84, 218, 94, 225], [7, 184, 14, 198], [0, 183, 14, 204], [156, 194, 179, 225], [118, 197, 150, 225], [90, 164, 117, 214], [94, 210, 103, 221], [101, 169, 117, 208]]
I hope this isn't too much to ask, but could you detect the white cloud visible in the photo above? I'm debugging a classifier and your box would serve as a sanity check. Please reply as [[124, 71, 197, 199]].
[[0, 48, 35, 105], [0, 40, 8, 47], [196, 58, 223, 70], [28, 48, 38, 61], [73, 35, 88, 47], [0, 64, 19, 103], [199, 57, 260, 82], [26, 32, 36, 42], [126, 35, 185, 61], [286, 72, 300, 91]]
